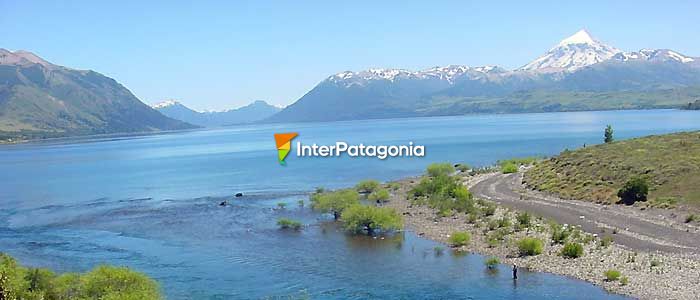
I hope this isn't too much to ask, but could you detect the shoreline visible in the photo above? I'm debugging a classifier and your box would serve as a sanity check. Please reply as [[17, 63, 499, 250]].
[[384, 172, 700, 300]]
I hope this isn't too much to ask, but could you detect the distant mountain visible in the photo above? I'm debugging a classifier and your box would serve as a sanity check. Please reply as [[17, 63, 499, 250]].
[[0, 49, 196, 141], [268, 30, 700, 123], [153, 100, 281, 127]]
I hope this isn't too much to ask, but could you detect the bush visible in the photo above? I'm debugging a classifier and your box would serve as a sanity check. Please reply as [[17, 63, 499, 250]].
[[561, 242, 584, 258], [516, 212, 531, 228], [517, 238, 544, 256], [599, 235, 614, 248], [0, 253, 161, 300], [341, 205, 403, 235], [485, 257, 500, 269], [501, 163, 518, 174], [426, 163, 455, 177], [551, 225, 571, 244], [277, 218, 302, 230], [277, 202, 287, 209], [368, 188, 391, 203], [604, 125, 614, 143], [448, 231, 471, 247], [310, 189, 360, 220], [497, 217, 511, 228], [356, 180, 380, 193], [686, 214, 697, 223], [617, 177, 649, 205], [410, 173, 476, 214], [604, 269, 621, 281], [620, 276, 629, 286]]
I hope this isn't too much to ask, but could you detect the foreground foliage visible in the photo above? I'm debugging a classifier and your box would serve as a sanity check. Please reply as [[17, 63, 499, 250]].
[[0, 253, 161, 300], [448, 232, 471, 247]]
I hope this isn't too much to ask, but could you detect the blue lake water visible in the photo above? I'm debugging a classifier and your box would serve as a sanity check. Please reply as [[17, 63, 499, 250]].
[[1, 109, 699, 299]]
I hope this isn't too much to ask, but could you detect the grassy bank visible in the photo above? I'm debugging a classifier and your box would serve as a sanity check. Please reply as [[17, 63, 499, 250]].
[[524, 131, 700, 208]]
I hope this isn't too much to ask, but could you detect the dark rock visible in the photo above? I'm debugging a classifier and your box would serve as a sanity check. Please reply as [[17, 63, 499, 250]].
[[235, 193, 243, 197]]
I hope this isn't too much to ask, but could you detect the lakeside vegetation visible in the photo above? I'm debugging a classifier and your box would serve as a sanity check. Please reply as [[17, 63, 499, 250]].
[[524, 131, 700, 208], [0, 253, 161, 300], [311, 183, 403, 235]]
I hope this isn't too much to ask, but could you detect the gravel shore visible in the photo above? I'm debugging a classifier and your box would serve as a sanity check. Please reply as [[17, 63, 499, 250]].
[[384, 173, 700, 300]]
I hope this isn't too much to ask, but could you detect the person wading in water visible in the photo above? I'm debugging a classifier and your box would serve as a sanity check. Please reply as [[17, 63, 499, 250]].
[[512, 263, 518, 279]]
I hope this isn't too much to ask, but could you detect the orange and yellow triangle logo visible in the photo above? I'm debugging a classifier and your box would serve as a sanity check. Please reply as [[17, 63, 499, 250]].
[[274, 132, 298, 165]]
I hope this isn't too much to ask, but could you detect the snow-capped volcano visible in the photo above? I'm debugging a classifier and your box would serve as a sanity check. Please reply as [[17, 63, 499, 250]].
[[520, 29, 621, 73]]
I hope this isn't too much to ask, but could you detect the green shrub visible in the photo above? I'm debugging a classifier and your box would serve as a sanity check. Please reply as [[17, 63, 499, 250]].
[[277, 218, 302, 230], [620, 276, 629, 286], [497, 217, 511, 228], [617, 177, 649, 205], [516, 212, 531, 228], [485, 257, 500, 269], [341, 205, 403, 235], [517, 238, 544, 256], [310, 189, 360, 220], [482, 203, 496, 216], [561, 242, 584, 258], [426, 163, 455, 177], [356, 180, 380, 193], [410, 173, 476, 214], [686, 214, 697, 223], [501, 163, 518, 174], [368, 188, 391, 203], [599, 235, 614, 247], [448, 231, 471, 247], [277, 202, 287, 209], [604, 269, 621, 281], [386, 182, 401, 191], [551, 225, 571, 244]]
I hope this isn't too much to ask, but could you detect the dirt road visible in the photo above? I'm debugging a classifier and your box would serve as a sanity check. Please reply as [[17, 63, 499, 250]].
[[470, 172, 700, 254]]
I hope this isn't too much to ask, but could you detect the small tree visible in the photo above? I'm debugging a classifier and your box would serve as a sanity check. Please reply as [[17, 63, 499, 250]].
[[310, 189, 360, 220], [604, 125, 614, 143], [617, 177, 649, 205], [485, 257, 500, 269], [277, 218, 302, 230], [341, 205, 403, 235], [355, 180, 380, 193], [368, 188, 390, 203]]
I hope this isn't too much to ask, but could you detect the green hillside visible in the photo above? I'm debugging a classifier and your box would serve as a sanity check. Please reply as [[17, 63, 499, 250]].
[[524, 131, 700, 207]]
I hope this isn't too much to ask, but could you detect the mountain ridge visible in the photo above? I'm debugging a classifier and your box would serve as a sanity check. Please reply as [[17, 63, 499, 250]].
[[266, 29, 700, 123], [0, 49, 197, 142], [153, 99, 281, 127]]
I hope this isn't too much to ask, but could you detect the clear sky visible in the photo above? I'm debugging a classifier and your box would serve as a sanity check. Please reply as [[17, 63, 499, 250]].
[[2, 1, 699, 111]]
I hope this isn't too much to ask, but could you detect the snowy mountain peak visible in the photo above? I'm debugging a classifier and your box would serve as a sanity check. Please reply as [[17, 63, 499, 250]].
[[520, 30, 621, 73], [613, 49, 696, 63], [152, 100, 181, 109], [328, 64, 505, 87], [557, 29, 596, 46]]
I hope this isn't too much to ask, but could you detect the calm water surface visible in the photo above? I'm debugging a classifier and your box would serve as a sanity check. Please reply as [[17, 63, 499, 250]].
[[2, 109, 699, 299]]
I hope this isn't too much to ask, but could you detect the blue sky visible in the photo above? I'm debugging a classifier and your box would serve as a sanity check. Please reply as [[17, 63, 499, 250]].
[[2, 1, 699, 111]]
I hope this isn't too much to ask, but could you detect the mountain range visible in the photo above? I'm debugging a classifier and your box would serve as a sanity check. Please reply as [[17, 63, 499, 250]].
[[268, 30, 700, 122], [153, 100, 280, 127], [0, 49, 196, 141]]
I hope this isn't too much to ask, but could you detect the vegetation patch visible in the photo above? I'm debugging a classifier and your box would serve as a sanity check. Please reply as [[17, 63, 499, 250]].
[[310, 189, 360, 220], [277, 218, 303, 230], [356, 180, 380, 193], [524, 131, 700, 207], [604, 269, 622, 282], [561, 242, 584, 258]]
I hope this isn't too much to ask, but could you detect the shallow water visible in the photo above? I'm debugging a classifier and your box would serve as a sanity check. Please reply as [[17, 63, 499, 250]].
[[2, 109, 699, 299]]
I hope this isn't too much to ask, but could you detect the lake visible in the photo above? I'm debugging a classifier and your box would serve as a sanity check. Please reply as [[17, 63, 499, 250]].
[[1, 109, 698, 299]]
